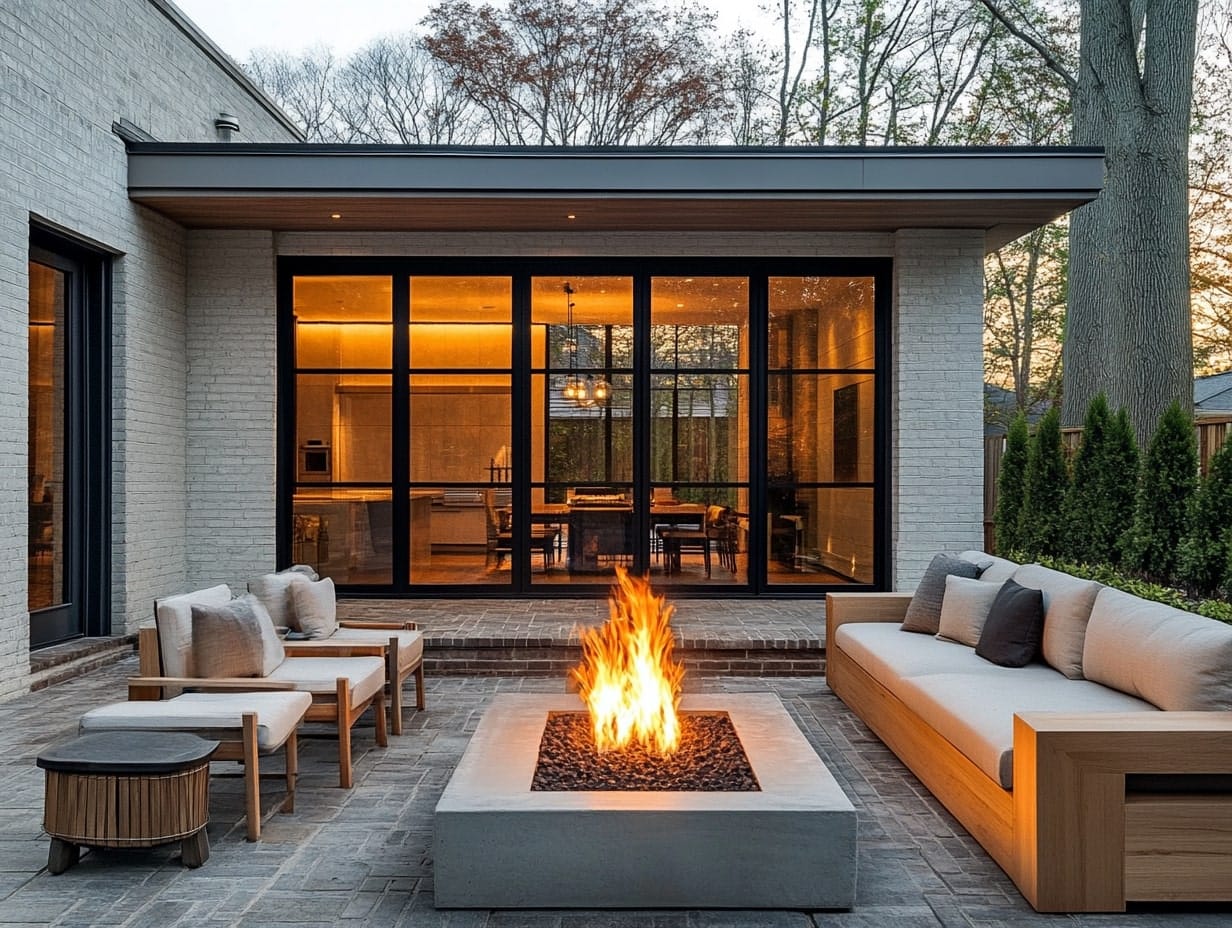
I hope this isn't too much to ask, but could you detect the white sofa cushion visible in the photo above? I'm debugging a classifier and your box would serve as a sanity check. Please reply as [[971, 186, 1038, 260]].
[[937, 575, 1001, 647], [1083, 587, 1232, 710], [320, 626, 425, 670], [835, 623, 988, 682], [959, 550, 1018, 584], [291, 577, 338, 639], [1010, 564, 1102, 679], [80, 691, 313, 751], [896, 669, 1157, 788], [267, 655, 386, 706], [247, 569, 312, 631], [154, 584, 232, 678]]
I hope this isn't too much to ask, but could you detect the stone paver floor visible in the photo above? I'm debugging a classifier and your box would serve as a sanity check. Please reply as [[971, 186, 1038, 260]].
[[1, 659, 1229, 927]]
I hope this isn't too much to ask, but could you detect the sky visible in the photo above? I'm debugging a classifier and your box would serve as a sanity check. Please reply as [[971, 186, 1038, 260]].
[[173, 0, 770, 64]]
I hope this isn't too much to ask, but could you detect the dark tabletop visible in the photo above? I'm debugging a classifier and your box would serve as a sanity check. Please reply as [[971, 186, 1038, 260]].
[[36, 731, 219, 775]]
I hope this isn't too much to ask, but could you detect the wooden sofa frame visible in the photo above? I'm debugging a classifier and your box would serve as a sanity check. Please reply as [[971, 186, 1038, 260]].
[[137, 627, 387, 789], [826, 592, 1232, 913]]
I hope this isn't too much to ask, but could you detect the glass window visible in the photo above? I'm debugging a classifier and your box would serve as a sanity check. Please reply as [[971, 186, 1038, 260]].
[[294, 276, 393, 369], [28, 261, 65, 613]]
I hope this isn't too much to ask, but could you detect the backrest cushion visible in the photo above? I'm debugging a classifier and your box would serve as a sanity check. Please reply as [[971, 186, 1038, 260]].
[[190, 594, 284, 678], [1083, 587, 1232, 710], [975, 579, 1045, 667], [937, 575, 1002, 647], [291, 577, 338, 639], [959, 550, 1018, 585], [1010, 564, 1102, 680], [154, 584, 232, 677], [248, 569, 312, 631], [901, 553, 982, 634]]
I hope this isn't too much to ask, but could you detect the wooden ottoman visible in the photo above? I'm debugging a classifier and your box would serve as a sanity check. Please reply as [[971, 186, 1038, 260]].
[[37, 731, 218, 873]]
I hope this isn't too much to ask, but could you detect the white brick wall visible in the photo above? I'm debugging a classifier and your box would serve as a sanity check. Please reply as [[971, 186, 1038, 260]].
[[0, 0, 297, 699], [891, 229, 987, 589]]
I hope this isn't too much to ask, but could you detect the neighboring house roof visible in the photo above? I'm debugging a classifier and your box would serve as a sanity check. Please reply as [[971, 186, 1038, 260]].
[[124, 144, 1104, 251], [1195, 370, 1232, 414], [983, 384, 1050, 438]]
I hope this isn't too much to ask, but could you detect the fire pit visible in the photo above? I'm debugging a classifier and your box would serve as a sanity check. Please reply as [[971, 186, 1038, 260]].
[[433, 571, 856, 909]]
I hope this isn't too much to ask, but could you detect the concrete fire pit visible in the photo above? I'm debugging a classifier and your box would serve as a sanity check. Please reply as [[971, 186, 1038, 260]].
[[434, 692, 856, 909]]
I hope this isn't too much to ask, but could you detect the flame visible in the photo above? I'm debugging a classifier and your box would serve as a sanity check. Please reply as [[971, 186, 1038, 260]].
[[571, 567, 685, 756]]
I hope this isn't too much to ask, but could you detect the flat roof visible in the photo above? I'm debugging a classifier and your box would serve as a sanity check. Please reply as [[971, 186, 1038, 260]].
[[126, 144, 1104, 250]]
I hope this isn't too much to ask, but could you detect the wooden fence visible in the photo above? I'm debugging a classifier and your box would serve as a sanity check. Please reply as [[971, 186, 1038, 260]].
[[982, 415, 1232, 554]]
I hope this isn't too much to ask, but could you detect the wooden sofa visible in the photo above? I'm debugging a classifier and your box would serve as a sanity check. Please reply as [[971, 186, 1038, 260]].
[[827, 567, 1232, 913]]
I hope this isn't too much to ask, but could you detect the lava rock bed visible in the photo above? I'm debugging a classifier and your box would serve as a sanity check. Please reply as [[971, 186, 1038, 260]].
[[532, 711, 760, 791]]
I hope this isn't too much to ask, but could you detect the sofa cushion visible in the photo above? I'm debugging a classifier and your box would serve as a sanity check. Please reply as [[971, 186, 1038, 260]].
[[960, 550, 1018, 585], [154, 584, 233, 678], [835, 622, 996, 682], [1011, 564, 1102, 679], [976, 579, 1044, 667], [896, 669, 1158, 788], [937, 575, 1000, 647], [267, 655, 386, 707], [901, 554, 982, 634], [291, 577, 338, 639], [1083, 587, 1232, 710], [191, 594, 285, 678], [80, 691, 313, 751], [331, 626, 425, 670], [247, 569, 312, 631]]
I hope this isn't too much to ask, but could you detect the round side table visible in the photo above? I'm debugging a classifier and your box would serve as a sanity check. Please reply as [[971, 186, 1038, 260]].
[[37, 731, 219, 873]]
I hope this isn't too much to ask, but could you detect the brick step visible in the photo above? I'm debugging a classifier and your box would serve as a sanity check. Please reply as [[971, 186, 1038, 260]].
[[29, 635, 138, 692], [423, 635, 824, 677]]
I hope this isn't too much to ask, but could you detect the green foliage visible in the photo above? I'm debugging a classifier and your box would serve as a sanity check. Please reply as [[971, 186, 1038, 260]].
[[993, 412, 1030, 555], [1122, 402, 1199, 580], [1101, 408, 1140, 566], [1017, 407, 1068, 559], [1177, 438, 1232, 596], [1033, 555, 1232, 627], [1060, 394, 1109, 561]]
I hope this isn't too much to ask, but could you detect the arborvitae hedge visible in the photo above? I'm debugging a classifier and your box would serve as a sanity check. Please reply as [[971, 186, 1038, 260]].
[[1100, 408, 1140, 566], [1122, 401, 1198, 581], [993, 412, 1029, 556], [1018, 407, 1068, 559], [1061, 394, 1110, 561], [1177, 438, 1232, 596]]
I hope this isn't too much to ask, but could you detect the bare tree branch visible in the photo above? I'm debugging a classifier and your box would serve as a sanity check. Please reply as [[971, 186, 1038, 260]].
[[977, 0, 1077, 93]]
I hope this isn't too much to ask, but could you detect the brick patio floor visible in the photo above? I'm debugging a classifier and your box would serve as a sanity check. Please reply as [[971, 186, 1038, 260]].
[[2, 656, 1230, 926]]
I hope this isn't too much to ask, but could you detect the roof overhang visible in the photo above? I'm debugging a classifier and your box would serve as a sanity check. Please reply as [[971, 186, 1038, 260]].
[[126, 144, 1104, 252]]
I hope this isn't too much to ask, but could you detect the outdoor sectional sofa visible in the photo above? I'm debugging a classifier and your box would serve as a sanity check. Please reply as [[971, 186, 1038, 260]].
[[826, 551, 1232, 913]]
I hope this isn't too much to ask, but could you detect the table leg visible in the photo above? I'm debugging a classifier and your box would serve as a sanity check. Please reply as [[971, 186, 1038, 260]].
[[181, 828, 210, 868], [47, 838, 79, 875]]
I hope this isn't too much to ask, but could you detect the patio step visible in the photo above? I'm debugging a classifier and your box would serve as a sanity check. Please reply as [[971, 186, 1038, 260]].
[[29, 635, 139, 692]]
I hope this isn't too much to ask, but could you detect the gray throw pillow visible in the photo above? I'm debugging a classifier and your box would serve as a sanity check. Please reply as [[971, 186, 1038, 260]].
[[901, 553, 983, 634], [290, 577, 338, 639], [975, 579, 1045, 667], [191, 594, 284, 678]]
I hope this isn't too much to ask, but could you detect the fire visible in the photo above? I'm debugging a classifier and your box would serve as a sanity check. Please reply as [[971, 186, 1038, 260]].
[[571, 567, 685, 756]]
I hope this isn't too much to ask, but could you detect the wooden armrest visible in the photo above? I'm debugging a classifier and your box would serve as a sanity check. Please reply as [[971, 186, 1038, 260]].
[[1015, 710, 1232, 771], [338, 620, 417, 631], [825, 592, 913, 636], [127, 676, 297, 693], [283, 642, 387, 658]]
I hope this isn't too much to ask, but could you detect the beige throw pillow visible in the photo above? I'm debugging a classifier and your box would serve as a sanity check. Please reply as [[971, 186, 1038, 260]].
[[247, 570, 310, 631], [291, 577, 338, 639], [191, 594, 284, 678], [936, 575, 1002, 647]]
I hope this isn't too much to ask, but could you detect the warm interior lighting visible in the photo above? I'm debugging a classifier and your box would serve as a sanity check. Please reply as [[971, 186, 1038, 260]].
[[571, 568, 684, 755], [560, 282, 609, 409], [567, 214, 577, 220], [330, 212, 342, 219]]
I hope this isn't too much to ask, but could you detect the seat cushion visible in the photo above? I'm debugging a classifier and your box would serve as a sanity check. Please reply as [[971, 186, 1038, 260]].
[[80, 691, 313, 751], [155, 584, 232, 678], [329, 627, 425, 671], [1011, 564, 1102, 679], [835, 623, 986, 682], [267, 656, 386, 706], [1083, 587, 1232, 710], [896, 669, 1157, 788]]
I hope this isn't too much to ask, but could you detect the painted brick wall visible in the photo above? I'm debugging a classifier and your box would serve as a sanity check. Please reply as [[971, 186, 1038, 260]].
[[0, 0, 297, 699], [891, 229, 987, 589]]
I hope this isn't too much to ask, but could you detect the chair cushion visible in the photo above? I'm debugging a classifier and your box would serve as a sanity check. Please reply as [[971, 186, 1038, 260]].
[[191, 594, 285, 678], [1083, 587, 1232, 710], [267, 656, 386, 706], [79, 691, 313, 751], [1011, 564, 1102, 679], [901, 553, 982, 634], [155, 584, 232, 678], [291, 577, 338, 639], [331, 626, 425, 670], [975, 579, 1044, 667], [937, 575, 1001, 647], [247, 569, 312, 631]]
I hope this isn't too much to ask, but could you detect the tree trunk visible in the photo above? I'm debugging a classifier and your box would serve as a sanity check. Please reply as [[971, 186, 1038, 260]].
[[1061, 0, 1197, 446]]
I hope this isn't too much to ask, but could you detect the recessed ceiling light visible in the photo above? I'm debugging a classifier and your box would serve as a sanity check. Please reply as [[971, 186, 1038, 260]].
[[567, 214, 576, 220], [330, 212, 342, 220]]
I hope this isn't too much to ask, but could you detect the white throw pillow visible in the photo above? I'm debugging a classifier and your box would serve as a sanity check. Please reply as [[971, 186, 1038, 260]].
[[290, 577, 338, 639], [247, 569, 311, 631], [936, 574, 1002, 647]]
